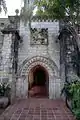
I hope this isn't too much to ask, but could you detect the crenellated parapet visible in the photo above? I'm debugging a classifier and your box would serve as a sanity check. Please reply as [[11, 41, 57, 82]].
[[31, 15, 58, 22], [31, 19, 57, 22]]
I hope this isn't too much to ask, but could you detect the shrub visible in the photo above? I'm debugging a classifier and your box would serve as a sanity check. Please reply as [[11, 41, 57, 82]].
[[61, 74, 80, 120], [0, 82, 11, 97], [69, 81, 80, 120]]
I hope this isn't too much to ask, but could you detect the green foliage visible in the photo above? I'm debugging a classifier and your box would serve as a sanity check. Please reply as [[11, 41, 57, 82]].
[[69, 81, 80, 119], [20, 6, 33, 23], [0, 0, 7, 14], [70, 82, 80, 107], [61, 74, 80, 119], [0, 82, 11, 97], [73, 109, 80, 120], [35, 0, 80, 25], [61, 83, 72, 99], [62, 79, 80, 119], [20, 0, 35, 25]]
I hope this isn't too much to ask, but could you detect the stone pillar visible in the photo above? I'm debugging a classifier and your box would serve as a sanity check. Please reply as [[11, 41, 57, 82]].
[[55, 78, 61, 98], [16, 76, 28, 99], [49, 76, 55, 99], [21, 76, 28, 98], [28, 70, 34, 89], [10, 73, 16, 104], [49, 76, 61, 99]]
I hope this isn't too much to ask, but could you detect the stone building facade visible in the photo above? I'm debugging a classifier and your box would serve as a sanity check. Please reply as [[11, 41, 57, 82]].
[[17, 20, 61, 99], [0, 15, 79, 101], [0, 16, 62, 100]]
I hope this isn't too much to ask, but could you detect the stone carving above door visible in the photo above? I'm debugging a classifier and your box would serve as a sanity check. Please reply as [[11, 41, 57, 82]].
[[30, 28, 48, 45]]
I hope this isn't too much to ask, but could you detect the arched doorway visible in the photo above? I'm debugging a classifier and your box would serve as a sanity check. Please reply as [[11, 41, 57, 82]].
[[28, 65, 49, 98]]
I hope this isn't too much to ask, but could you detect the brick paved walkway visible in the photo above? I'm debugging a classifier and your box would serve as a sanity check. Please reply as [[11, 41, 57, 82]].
[[0, 99, 76, 120]]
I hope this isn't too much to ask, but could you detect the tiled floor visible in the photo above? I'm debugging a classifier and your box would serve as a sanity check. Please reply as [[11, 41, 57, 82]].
[[0, 99, 76, 120]]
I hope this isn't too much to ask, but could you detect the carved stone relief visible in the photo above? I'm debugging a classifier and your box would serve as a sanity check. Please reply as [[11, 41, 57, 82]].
[[30, 28, 48, 45]]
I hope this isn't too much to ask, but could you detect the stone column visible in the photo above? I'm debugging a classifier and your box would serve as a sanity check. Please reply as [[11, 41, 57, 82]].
[[49, 76, 55, 99], [55, 78, 61, 98], [10, 73, 16, 104], [16, 75, 28, 99], [21, 76, 28, 98]]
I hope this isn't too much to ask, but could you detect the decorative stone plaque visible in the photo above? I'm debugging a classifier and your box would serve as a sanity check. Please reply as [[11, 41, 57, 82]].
[[30, 28, 48, 45]]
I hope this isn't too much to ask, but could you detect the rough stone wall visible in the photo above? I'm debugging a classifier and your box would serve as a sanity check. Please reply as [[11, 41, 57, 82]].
[[0, 18, 10, 82], [0, 34, 12, 82], [0, 17, 79, 99], [16, 20, 61, 99], [19, 21, 60, 69], [0, 32, 4, 81], [0, 18, 61, 99]]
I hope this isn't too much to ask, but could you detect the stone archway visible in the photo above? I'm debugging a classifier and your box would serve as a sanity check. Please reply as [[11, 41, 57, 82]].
[[17, 56, 61, 99], [28, 65, 49, 98]]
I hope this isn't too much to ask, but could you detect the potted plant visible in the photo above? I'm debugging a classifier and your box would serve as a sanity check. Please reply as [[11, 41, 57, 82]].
[[0, 82, 11, 108]]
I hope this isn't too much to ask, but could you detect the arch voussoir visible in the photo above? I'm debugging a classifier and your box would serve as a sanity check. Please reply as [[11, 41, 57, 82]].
[[19, 56, 58, 77]]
